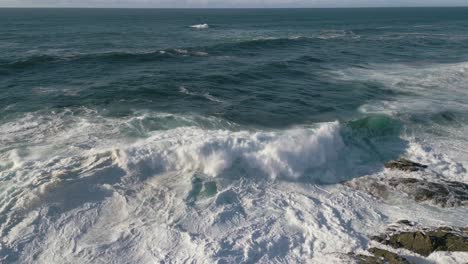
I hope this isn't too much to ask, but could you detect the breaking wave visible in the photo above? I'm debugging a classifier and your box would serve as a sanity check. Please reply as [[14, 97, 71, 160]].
[[0, 110, 407, 184]]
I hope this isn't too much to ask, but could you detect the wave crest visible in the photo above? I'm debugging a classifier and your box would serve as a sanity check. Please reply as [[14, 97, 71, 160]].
[[118, 122, 344, 180], [0, 110, 410, 184]]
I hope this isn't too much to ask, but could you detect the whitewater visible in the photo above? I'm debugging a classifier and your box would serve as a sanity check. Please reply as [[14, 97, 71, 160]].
[[1, 7, 468, 264]]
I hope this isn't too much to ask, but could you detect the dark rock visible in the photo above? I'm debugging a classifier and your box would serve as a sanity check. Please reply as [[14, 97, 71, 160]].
[[396, 220, 414, 226], [352, 248, 410, 264], [386, 231, 433, 256], [352, 253, 376, 264], [385, 159, 428, 172], [370, 235, 385, 243], [370, 248, 410, 264], [388, 178, 468, 207], [347, 176, 468, 207], [372, 226, 468, 257]]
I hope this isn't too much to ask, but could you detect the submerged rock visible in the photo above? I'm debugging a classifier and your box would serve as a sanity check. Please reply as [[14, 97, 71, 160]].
[[353, 248, 410, 264], [372, 223, 468, 257], [186, 177, 218, 205], [384, 159, 427, 172]]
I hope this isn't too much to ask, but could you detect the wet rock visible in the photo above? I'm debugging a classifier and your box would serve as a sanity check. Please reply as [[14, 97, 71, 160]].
[[396, 220, 414, 226], [347, 177, 468, 207], [384, 159, 427, 172], [353, 222, 468, 262], [352, 248, 410, 264], [388, 178, 468, 207], [372, 225, 468, 257]]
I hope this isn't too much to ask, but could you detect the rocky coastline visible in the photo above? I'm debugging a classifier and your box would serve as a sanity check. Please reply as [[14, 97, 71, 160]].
[[347, 158, 468, 263]]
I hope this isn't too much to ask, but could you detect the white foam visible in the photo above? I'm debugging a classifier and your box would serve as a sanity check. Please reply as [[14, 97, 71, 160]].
[[114, 121, 344, 180], [317, 30, 359, 40], [2, 164, 465, 263], [334, 62, 468, 109], [0, 111, 347, 184], [190, 23, 209, 29], [174, 48, 188, 54], [426, 252, 468, 264], [179, 85, 192, 95], [1, 110, 467, 263], [251, 31, 359, 42], [404, 139, 468, 183]]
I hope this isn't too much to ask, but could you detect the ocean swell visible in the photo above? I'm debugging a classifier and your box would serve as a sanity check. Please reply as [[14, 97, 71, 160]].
[[0, 31, 363, 72], [0, 48, 209, 71]]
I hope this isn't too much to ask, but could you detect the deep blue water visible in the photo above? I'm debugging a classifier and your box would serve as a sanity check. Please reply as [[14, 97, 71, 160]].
[[1, 8, 468, 128]]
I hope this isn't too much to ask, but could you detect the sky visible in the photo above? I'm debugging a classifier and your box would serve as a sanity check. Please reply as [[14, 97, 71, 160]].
[[1, 0, 467, 8]]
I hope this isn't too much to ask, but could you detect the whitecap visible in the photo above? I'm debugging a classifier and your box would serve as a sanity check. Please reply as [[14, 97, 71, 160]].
[[202, 93, 224, 103], [317, 30, 359, 40], [174, 48, 188, 55], [190, 23, 209, 29], [179, 86, 193, 95]]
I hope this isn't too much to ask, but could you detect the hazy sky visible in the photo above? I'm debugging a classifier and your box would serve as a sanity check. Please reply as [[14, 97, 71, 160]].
[[1, 0, 467, 8]]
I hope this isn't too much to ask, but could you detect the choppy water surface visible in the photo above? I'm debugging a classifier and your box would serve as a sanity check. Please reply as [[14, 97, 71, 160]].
[[1, 8, 467, 263]]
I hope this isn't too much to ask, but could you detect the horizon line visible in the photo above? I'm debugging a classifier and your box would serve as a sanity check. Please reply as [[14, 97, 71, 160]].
[[1, 6, 468, 9]]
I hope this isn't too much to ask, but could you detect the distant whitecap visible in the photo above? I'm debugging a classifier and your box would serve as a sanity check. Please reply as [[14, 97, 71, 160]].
[[190, 23, 209, 29]]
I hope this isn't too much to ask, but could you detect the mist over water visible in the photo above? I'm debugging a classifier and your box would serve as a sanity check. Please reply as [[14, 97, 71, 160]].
[[1, 8, 468, 263]]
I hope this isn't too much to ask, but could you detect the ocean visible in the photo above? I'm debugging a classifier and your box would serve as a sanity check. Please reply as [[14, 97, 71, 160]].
[[0, 8, 467, 263]]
